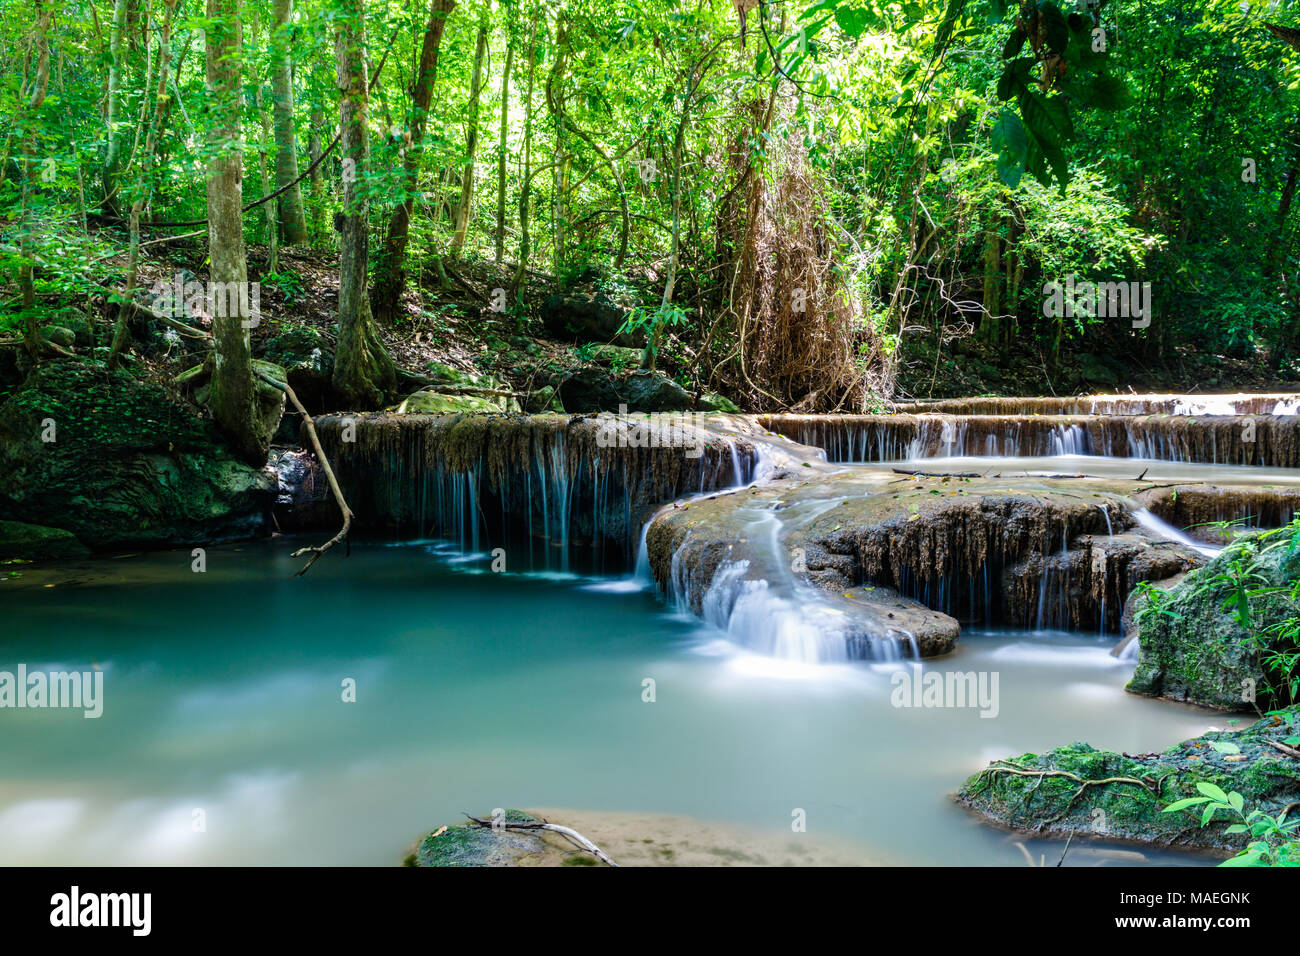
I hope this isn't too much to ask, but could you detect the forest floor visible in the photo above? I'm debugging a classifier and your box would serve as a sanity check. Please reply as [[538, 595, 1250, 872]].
[[75, 237, 1300, 410]]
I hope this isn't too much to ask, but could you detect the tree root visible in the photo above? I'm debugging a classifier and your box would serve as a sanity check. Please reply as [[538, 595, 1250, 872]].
[[254, 369, 353, 577], [463, 814, 619, 867], [976, 760, 1172, 828]]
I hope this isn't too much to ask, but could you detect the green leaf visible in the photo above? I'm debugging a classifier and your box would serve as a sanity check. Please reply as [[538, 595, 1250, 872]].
[[1218, 851, 1264, 867], [834, 6, 872, 38], [1002, 26, 1026, 59], [1038, 1, 1069, 54], [1196, 781, 1231, 804], [933, 0, 969, 59], [1211, 741, 1242, 755], [1162, 797, 1211, 813]]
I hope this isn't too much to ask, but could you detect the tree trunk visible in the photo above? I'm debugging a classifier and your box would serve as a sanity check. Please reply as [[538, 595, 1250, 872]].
[[495, 33, 514, 264], [979, 227, 1001, 345], [333, 0, 397, 408], [308, 96, 327, 243], [19, 0, 54, 357], [643, 107, 687, 371], [101, 0, 129, 216], [205, 0, 280, 464], [370, 0, 456, 323], [510, 13, 541, 300], [450, 16, 489, 257], [108, 0, 177, 369], [269, 0, 309, 243]]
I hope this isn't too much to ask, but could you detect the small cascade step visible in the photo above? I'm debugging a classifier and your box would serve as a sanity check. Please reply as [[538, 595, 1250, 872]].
[[758, 412, 1300, 467]]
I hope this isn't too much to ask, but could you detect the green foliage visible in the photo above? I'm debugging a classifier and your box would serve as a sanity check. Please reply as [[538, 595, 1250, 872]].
[[1162, 781, 1300, 866], [260, 270, 307, 306]]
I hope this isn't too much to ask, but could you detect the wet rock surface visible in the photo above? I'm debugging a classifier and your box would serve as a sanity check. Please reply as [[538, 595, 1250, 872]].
[[645, 451, 1219, 656], [268, 448, 338, 533], [957, 709, 1300, 852]]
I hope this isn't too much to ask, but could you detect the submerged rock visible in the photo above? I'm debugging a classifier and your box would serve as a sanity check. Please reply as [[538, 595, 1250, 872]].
[[957, 710, 1300, 852], [1127, 531, 1300, 711], [0, 362, 274, 549]]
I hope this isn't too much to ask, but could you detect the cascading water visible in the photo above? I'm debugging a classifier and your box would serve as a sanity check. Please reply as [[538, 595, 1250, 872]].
[[307, 396, 1293, 665]]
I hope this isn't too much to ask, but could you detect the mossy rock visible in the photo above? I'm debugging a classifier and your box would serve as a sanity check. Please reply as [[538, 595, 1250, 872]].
[[957, 709, 1300, 852], [0, 360, 274, 549], [699, 392, 741, 413], [1127, 533, 1300, 710], [587, 344, 642, 368], [394, 389, 512, 414], [258, 326, 337, 411], [0, 520, 90, 560], [39, 326, 76, 349], [410, 811, 546, 867], [524, 384, 565, 414]]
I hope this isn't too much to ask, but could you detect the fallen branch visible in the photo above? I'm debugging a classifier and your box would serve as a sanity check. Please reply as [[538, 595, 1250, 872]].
[[891, 468, 980, 478], [464, 814, 618, 867], [1267, 740, 1300, 761], [255, 369, 353, 577]]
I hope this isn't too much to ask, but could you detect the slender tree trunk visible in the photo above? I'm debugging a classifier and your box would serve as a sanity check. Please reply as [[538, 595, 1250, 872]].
[[252, 7, 278, 273], [450, 16, 489, 257], [269, 0, 309, 243], [370, 0, 456, 323], [206, 0, 280, 464], [108, 0, 176, 369], [510, 12, 540, 300], [256, 82, 279, 273], [495, 33, 514, 264], [19, 0, 54, 357], [308, 96, 326, 243], [101, 0, 129, 216], [333, 0, 397, 408], [644, 108, 687, 371], [979, 227, 1001, 345]]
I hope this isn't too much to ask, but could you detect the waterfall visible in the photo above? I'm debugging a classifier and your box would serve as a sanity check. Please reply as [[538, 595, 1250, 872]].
[[1130, 509, 1223, 559], [312, 414, 759, 573]]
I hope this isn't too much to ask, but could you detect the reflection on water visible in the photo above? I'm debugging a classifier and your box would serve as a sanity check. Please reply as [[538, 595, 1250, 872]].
[[0, 538, 1219, 866]]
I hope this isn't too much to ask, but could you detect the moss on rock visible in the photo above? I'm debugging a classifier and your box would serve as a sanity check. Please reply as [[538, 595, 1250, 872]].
[[1127, 532, 1300, 710], [0, 361, 274, 549], [957, 709, 1300, 851]]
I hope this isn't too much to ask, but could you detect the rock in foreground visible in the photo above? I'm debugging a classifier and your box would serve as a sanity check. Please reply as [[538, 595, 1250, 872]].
[[957, 710, 1300, 852]]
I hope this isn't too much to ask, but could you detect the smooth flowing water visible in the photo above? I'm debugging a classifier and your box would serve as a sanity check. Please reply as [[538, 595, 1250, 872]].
[[0, 538, 1219, 866]]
